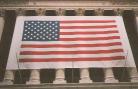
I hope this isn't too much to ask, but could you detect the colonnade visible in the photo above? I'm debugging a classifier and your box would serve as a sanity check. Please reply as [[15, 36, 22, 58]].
[[0, 8, 138, 84]]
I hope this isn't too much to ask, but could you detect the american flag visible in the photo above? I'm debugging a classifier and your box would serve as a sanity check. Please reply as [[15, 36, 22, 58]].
[[19, 18, 125, 63]]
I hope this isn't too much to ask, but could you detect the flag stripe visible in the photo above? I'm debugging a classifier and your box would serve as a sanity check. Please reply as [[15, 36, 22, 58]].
[[60, 25, 117, 29], [60, 30, 119, 35], [60, 36, 120, 41], [21, 42, 122, 48], [21, 46, 123, 51], [22, 40, 122, 44], [60, 29, 119, 32], [19, 56, 125, 62], [60, 23, 116, 26], [19, 53, 125, 59], [20, 49, 124, 55], [60, 20, 116, 23], [60, 33, 120, 38]]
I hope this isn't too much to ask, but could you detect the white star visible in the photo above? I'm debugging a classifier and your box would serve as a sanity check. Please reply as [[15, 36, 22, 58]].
[[49, 22, 52, 24], [42, 38, 46, 40], [24, 38, 26, 40]]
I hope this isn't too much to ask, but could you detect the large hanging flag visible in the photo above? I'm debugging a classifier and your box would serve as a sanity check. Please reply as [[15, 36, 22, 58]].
[[6, 16, 136, 69]]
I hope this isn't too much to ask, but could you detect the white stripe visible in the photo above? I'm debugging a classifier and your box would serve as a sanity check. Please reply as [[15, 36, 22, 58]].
[[60, 33, 119, 38], [19, 53, 125, 59], [20, 46, 123, 51], [22, 39, 121, 45], [60, 23, 116, 26], [60, 29, 118, 32]]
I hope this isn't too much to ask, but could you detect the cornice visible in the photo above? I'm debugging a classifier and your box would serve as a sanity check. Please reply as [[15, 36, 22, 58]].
[[0, 0, 138, 7]]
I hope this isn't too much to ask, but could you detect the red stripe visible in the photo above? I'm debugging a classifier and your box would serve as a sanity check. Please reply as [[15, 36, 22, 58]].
[[21, 42, 122, 48], [60, 20, 116, 23], [19, 56, 125, 62], [20, 49, 124, 55], [60, 25, 117, 29], [60, 30, 119, 35], [60, 36, 120, 41]]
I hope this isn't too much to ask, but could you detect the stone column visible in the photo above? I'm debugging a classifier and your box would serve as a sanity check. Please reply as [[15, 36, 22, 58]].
[[75, 8, 92, 83], [1, 70, 14, 85], [26, 69, 40, 84], [53, 69, 66, 84], [128, 67, 138, 82], [26, 8, 45, 84], [96, 9, 118, 83], [126, 9, 138, 83], [1, 9, 25, 85], [53, 9, 66, 84], [0, 9, 5, 40], [104, 68, 118, 83], [115, 9, 138, 82]]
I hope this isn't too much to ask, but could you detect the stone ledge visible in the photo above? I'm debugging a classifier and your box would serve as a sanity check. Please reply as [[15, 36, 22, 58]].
[[0, 83, 138, 89]]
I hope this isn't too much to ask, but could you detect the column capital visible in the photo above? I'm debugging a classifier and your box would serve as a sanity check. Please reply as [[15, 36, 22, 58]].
[[16, 8, 25, 16], [0, 9, 5, 17], [76, 8, 85, 16], [114, 9, 124, 16], [36, 8, 45, 16], [57, 8, 65, 16], [95, 8, 104, 16]]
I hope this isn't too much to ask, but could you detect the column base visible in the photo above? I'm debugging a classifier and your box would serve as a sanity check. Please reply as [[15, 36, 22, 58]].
[[0, 79, 13, 85], [26, 80, 40, 85], [53, 79, 66, 84], [79, 78, 93, 83], [105, 77, 118, 83]]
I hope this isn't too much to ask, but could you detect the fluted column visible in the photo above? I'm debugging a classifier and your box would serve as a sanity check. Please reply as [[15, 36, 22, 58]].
[[75, 8, 92, 83], [26, 9, 45, 84], [53, 9, 66, 84]]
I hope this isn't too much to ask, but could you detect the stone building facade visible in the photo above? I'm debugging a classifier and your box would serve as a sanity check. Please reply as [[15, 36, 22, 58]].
[[0, 0, 138, 89]]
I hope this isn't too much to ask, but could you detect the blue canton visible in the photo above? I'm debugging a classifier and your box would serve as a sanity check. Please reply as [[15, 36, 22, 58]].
[[22, 21, 59, 41]]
